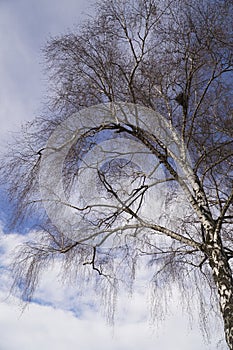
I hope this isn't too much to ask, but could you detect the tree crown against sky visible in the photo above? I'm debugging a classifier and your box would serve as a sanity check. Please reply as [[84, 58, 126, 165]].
[[0, 0, 233, 348]]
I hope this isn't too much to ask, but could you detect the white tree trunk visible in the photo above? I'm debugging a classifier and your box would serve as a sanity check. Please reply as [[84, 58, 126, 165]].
[[205, 230, 233, 349]]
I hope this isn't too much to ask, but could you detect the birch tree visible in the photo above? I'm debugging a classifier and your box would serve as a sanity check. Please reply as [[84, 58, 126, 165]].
[[1, 0, 233, 348]]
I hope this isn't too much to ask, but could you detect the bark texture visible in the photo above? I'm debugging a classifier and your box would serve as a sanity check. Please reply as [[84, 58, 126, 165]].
[[204, 229, 233, 349]]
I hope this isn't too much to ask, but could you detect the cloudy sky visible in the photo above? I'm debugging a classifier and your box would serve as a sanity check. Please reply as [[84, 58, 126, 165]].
[[0, 1, 227, 349]]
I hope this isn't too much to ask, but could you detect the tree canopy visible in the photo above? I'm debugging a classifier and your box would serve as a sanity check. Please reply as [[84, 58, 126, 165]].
[[1, 0, 233, 348]]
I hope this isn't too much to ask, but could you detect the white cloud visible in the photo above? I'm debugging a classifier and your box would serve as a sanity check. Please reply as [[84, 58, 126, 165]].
[[0, 291, 224, 350], [0, 226, 227, 350]]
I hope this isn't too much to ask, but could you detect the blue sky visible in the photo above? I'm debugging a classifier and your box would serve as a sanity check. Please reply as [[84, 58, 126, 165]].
[[0, 1, 227, 349]]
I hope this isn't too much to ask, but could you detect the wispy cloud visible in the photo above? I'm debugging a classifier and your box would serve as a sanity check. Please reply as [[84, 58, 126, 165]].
[[0, 0, 91, 147]]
